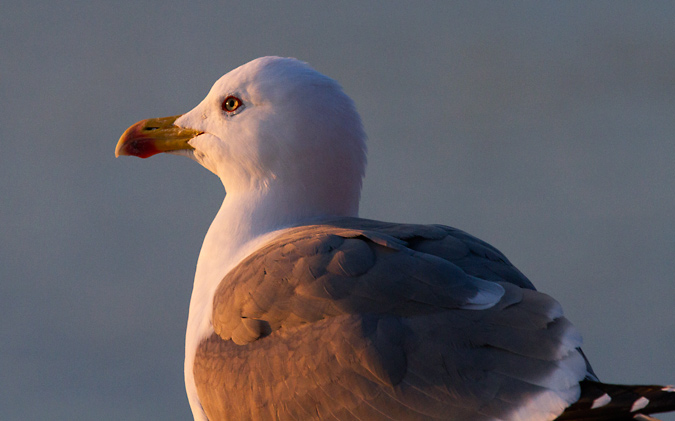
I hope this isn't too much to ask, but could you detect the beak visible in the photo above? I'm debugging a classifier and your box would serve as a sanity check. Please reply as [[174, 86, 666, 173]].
[[115, 115, 203, 158]]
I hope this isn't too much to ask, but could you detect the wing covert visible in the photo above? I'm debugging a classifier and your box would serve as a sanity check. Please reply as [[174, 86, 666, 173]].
[[212, 224, 506, 344]]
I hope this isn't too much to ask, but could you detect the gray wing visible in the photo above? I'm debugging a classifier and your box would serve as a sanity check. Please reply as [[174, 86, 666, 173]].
[[194, 219, 586, 420], [332, 218, 536, 290]]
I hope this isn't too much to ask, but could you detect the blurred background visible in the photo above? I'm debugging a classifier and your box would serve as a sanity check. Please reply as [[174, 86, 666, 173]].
[[2, 2, 674, 420]]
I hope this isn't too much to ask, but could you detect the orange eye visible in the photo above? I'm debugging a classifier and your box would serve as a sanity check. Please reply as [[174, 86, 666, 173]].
[[222, 96, 242, 113]]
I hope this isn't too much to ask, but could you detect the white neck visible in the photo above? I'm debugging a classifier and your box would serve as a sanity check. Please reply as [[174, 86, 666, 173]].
[[183, 180, 359, 420]]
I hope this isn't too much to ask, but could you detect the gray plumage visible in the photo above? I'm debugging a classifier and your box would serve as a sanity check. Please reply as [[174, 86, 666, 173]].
[[194, 218, 585, 420]]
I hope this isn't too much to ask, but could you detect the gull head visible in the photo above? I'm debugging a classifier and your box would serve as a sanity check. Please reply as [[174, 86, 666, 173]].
[[116, 57, 367, 210]]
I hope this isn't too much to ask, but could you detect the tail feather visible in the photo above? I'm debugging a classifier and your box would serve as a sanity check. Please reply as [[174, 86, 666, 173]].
[[556, 381, 675, 421]]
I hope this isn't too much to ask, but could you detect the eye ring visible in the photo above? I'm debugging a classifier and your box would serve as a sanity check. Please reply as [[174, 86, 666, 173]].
[[221, 96, 242, 113]]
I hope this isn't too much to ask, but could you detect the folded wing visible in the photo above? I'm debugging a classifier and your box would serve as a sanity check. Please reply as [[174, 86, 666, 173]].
[[194, 218, 586, 420]]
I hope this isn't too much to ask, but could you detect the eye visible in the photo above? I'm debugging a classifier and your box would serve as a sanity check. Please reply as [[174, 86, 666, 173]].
[[221, 96, 242, 113]]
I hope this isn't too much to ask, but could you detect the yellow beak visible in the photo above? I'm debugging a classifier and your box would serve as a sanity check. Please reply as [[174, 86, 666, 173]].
[[115, 115, 203, 158]]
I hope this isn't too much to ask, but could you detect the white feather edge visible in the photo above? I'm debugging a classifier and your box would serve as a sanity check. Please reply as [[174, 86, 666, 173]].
[[506, 326, 587, 420], [591, 393, 612, 409], [631, 396, 650, 412]]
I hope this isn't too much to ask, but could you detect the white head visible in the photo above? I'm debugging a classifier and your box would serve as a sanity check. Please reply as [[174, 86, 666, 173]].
[[117, 56, 367, 218]]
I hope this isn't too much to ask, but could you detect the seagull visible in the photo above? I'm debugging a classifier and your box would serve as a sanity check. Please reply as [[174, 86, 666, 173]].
[[116, 56, 675, 421]]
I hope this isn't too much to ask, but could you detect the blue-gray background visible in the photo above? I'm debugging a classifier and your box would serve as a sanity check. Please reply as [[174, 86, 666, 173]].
[[2, 2, 674, 420]]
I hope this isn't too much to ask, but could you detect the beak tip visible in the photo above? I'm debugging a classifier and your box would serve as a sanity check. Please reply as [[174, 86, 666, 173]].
[[114, 138, 130, 158]]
